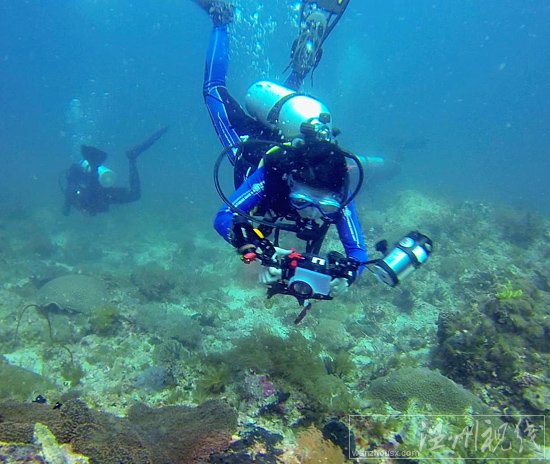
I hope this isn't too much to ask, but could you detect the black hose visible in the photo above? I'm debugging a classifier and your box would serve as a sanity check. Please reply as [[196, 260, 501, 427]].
[[213, 139, 364, 231]]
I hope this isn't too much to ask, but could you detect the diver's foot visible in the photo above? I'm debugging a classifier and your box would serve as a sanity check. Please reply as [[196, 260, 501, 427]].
[[193, 0, 234, 26], [291, 10, 328, 77]]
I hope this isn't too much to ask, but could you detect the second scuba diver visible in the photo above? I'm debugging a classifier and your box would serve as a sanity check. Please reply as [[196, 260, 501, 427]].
[[61, 127, 168, 216]]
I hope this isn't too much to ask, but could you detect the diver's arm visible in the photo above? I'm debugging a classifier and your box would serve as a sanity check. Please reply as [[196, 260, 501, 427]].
[[213, 167, 267, 242], [203, 25, 244, 159], [361, 155, 401, 184], [335, 200, 368, 276]]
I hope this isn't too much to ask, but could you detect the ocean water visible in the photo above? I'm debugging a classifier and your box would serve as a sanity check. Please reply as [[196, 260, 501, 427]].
[[0, 1, 549, 462], [1, 0, 549, 214]]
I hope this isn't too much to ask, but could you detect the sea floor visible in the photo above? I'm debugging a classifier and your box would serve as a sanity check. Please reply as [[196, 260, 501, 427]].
[[0, 190, 548, 462]]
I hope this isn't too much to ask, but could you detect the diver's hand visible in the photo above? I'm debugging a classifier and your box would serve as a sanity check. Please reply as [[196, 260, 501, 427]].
[[258, 247, 292, 285], [330, 277, 349, 297], [259, 266, 282, 285]]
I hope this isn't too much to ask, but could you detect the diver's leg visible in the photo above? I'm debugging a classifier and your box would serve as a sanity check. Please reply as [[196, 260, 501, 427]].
[[203, 19, 241, 163], [127, 159, 141, 202], [108, 126, 165, 203]]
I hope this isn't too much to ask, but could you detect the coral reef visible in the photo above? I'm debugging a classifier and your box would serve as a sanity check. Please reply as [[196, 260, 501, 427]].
[[0, 398, 238, 463], [133, 365, 175, 392], [87, 305, 121, 336], [280, 426, 346, 463], [209, 426, 284, 463], [435, 281, 550, 414], [0, 443, 46, 463], [2, 187, 549, 461], [131, 263, 176, 301], [134, 303, 204, 348], [34, 422, 89, 463], [0, 357, 56, 400], [196, 363, 233, 396], [497, 208, 546, 247], [212, 330, 357, 417], [367, 367, 490, 414], [36, 275, 108, 314]]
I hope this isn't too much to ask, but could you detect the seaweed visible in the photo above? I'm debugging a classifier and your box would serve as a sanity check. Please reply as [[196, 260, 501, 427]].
[[88, 305, 120, 336], [214, 330, 357, 416], [196, 364, 232, 397]]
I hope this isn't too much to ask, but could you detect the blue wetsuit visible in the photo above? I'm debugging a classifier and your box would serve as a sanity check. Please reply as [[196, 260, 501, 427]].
[[203, 25, 368, 270]]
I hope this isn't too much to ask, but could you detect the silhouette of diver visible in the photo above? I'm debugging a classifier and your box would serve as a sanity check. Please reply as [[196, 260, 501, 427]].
[[61, 127, 168, 216]]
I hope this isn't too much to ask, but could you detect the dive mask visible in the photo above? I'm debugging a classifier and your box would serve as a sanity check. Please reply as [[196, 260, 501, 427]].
[[288, 178, 343, 220]]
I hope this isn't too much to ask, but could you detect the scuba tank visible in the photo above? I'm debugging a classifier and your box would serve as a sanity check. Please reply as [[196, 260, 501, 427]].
[[80, 160, 116, 188], [245, 81, 332, 141]]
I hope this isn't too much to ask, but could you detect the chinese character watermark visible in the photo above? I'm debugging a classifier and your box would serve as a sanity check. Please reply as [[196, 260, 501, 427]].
[[349, 414, 545, 460]]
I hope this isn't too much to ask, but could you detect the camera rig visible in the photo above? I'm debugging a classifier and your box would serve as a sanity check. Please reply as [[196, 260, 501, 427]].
[[231, 218, 359, 323]]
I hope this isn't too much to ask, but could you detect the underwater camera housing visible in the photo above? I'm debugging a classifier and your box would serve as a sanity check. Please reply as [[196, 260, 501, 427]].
[[367, 231, 432, 287], [230, 218, 432, 323], [267, 251, 359, 322]]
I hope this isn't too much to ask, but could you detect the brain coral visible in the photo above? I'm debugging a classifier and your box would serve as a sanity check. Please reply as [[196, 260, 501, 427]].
[[36, 275, 108, 314], [368, 367, 489, 414]]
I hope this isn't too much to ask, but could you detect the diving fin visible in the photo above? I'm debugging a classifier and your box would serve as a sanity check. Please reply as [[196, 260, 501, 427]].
[[288, 0, 351, 82], [81, 145, 107, 168], [192, 0, 234, 26], [304, 0, 350, 15], [290, 10, 328, 80], [126, 126, 168, 161]]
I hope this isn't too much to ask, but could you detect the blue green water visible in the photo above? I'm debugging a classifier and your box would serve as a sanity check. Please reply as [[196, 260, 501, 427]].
[[0, 1, 549, 462], [1, 0, 549, 214]]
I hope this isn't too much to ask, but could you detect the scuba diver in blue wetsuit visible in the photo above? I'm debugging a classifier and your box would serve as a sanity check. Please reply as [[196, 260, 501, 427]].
[[193, 0, 367, 305], [193, 0, 432, 320], [61, 127, 167, 216]]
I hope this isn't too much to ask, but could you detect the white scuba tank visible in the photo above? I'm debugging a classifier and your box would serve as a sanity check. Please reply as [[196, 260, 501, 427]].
[[245, 81, 331, 140], [80, 160, 117, 188]]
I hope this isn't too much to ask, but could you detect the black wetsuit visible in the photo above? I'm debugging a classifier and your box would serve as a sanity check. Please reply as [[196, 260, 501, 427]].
[[61, 127, 167, 216], [62, 158, 141, 216]]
